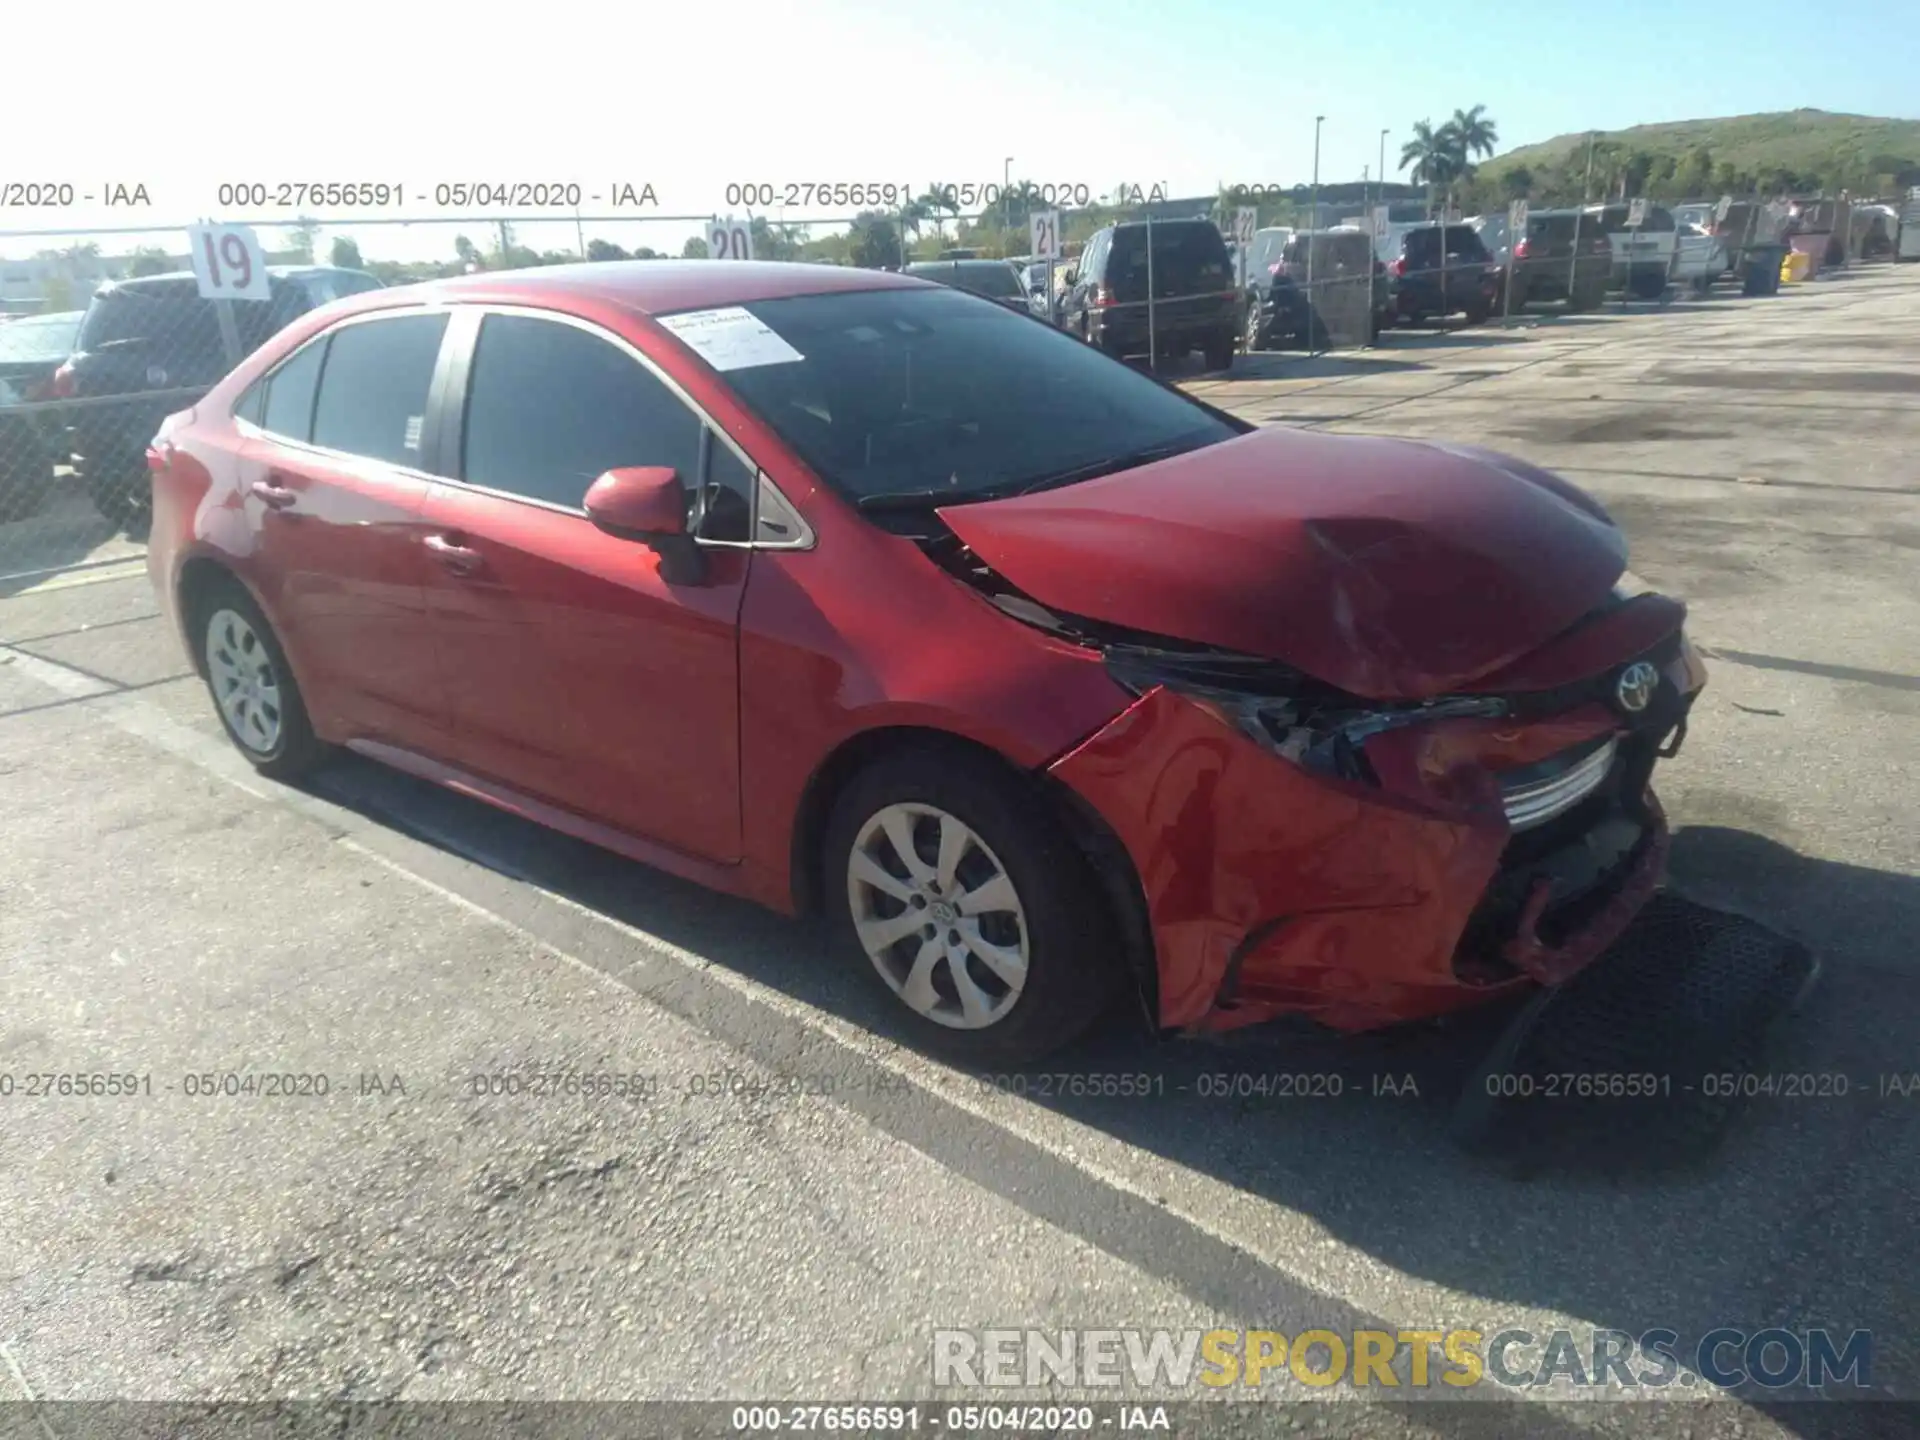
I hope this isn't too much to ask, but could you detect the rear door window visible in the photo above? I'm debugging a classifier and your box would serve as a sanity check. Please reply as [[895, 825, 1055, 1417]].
[[310, 313, 448, 468]]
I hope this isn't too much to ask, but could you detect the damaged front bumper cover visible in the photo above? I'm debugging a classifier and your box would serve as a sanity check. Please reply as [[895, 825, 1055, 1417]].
[[1049, 638, 1703, 1035]]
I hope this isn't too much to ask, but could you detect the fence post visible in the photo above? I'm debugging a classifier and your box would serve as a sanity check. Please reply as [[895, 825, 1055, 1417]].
[[1146, 213, 1157, 375]]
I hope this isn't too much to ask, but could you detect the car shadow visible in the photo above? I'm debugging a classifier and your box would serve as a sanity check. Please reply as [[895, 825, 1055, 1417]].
[[304, 754, 1917, 1426]]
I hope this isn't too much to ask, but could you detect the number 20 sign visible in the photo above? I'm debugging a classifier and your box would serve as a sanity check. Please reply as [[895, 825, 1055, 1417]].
[[706, 219, 754, 261], [186, 224, 271, 301]]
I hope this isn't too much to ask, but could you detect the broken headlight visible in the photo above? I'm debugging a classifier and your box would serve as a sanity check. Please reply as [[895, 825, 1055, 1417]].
[[1103, 644, 1507, 783]]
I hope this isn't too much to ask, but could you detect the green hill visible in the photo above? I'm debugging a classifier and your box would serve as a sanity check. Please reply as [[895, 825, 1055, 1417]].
[[1480, 109, 1920, 196]]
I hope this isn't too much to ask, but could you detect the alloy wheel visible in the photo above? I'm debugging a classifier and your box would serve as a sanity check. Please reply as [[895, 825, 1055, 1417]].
[[205, 607, 284, 755], [846, 802, 1030, 1030]]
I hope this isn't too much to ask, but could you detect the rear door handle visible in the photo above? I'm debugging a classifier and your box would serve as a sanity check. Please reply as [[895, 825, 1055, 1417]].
[[249, 479, 298, 510], [423, 532, 484, 576]]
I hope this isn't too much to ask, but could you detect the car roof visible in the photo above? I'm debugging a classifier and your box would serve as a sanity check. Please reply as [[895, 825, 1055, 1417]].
[[340, 259, 923, 319]]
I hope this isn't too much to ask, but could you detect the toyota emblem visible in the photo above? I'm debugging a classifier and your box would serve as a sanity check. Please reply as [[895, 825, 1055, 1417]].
[[1615, 661, 1659, 714]]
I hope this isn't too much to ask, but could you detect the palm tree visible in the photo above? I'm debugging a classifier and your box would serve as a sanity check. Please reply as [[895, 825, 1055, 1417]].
[[1400, 120, 1463, 218], [917, 187, 960, 243], [1448, 105, 1499, 166]]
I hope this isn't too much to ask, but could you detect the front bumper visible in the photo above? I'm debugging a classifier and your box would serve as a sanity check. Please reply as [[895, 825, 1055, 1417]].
[[1049, 631, 1708, 1034]]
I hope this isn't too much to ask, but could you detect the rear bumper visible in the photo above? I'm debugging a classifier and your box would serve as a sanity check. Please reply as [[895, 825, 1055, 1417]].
[[1089, 302, 1238, 351], [1049, 632, 1708, 1034]]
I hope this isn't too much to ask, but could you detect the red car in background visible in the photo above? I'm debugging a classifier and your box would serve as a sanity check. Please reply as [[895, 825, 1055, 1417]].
[[146, 261, 1706, 1064]]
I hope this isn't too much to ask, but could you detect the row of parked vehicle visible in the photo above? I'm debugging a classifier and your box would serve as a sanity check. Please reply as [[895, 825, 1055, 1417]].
[[0, 197, 1863, 536], [899, 200, 1794, 370], [0, 266, 384, 528]]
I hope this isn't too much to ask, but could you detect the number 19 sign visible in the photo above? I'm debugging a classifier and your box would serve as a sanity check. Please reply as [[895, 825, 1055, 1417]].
[[186, 224, 270, 301]]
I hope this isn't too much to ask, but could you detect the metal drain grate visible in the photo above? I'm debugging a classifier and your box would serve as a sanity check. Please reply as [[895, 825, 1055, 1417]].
[[1451, 891, 1819, 1169]]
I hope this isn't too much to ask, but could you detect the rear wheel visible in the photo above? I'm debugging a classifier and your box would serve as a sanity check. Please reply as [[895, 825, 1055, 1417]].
[[1202, 331, 1234, 371], [825, 748, 1119, 1065], [194, 578, 328, 780], [1240, 298, 1265, 353], [80, 444, 150, 528]]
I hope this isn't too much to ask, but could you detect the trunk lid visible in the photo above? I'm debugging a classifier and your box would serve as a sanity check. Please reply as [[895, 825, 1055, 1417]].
[[938, 425, 1629, 699]]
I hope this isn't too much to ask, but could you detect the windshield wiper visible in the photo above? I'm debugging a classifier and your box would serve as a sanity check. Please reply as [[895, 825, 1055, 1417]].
[[854, 440, 1199, 513], [1002, 441, 1197, 498]]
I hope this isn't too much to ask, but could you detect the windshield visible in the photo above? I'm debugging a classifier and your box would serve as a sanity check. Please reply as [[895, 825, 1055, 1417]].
[[0, 312, 83, 363], [694, 286, 1239, 505]]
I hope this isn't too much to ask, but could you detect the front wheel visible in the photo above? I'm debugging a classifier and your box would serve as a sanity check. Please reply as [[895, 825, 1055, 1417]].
[[826, 748, 1119, 1065]]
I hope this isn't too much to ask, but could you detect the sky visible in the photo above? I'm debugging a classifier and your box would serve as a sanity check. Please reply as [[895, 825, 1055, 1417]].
[[2, 0, 1913, 264]]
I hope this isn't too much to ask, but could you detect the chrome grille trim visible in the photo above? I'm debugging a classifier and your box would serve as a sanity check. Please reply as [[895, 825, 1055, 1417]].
[[1500, 737, 1619, 831]]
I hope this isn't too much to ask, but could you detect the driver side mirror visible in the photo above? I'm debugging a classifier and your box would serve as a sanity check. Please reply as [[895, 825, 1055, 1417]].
[[584, 466, 707, 584], [1061, 266, 1078, 285]]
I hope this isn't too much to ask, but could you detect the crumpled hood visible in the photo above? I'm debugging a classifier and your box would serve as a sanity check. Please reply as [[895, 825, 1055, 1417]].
[[938, 425, 1629, 699]]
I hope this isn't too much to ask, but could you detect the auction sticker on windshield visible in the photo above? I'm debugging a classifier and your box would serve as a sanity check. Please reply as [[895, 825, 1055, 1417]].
[[656, 307, 804, 372]]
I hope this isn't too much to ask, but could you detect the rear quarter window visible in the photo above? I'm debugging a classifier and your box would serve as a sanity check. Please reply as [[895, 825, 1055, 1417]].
[[310, 313, 448, 468]]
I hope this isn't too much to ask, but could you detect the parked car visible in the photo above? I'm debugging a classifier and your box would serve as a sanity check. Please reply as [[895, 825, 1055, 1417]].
[[1472, 209, 1612, 311], [1234, 226, 1293, 350], [1584, 203, 1678, 298], [1672, 223, 1731, 293], [1058, 219, 1239, 369], [56, 266, 383, 526], [0, 309, 84, 522], [1375, 223, 1501, 326], [147, 260, 1707, 1065], [1247, 228, 1389, 349], [902, 260, 1031, 314]]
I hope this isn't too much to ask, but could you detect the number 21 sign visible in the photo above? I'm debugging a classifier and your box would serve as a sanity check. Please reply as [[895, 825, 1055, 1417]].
[[186, 224, 271, 301]]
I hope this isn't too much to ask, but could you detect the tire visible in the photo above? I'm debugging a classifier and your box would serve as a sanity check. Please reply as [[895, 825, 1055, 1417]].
[[1240, 298, 1264, 354], [192, 577, 328, 780], [1464, 303, 1491, 327], [80, 445, 150, 529], [824, 746, 1120, 1065], [0, 427, 55, 523], [1202, 331, 1234, 371]]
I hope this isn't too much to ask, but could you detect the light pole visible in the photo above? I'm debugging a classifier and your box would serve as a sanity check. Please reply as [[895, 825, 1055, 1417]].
[[1004, 156, 1014, 246], [1379, 128, 1390, 220], [1307, 115, 1325, 353]]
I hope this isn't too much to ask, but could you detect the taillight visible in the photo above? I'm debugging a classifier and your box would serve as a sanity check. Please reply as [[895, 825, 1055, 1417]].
[[145, 445, 168, 474], [1513, 238, 1532, 260], [1266, 261, 1282, 276], [1388, 257, 1406, 277], [1092, 284, 1113, 308], [50, 360, 76, 398]]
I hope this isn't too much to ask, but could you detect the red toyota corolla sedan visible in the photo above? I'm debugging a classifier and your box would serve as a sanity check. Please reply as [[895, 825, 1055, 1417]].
[[146, 261, 1707, 1064]]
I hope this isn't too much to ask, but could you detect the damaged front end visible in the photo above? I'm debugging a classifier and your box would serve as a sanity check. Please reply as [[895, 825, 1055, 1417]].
[[1046, 610, 1706, 1034]]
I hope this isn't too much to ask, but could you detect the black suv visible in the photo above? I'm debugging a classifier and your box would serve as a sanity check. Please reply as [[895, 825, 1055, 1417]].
[[1058, 219, 1238, 369], [1377, 223, 1501, 326], [1473, 209, 1611, 311], [1245, 229, 1389, 350], [61, 266, 381, 524]]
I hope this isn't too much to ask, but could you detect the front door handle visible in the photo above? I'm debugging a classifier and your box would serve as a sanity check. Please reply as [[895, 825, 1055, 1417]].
[[423, 532, 484, 576], [249, 479, 298, 510]]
